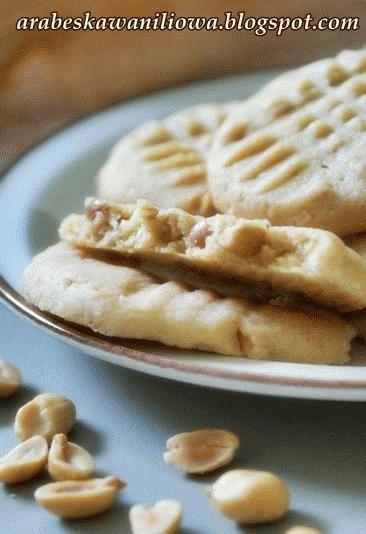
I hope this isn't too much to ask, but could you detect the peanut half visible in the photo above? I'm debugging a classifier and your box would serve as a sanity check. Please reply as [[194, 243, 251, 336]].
[[35, 476, 125, 518], [0, 435, 48, 484], [164, 429, 239, 474], [206, 469, 290, 524], [0, 360, 21, 399], [129, 499, 182, 534], [14, 393, 76, 442], [48, 433, 95, 481]]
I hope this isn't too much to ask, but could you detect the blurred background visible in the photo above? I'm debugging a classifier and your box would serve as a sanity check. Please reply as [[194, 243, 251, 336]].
[[1, 0, 364, 171]]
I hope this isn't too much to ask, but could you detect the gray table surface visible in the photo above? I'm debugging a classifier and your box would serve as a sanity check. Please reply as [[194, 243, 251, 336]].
[[1, 302, 365, 534]]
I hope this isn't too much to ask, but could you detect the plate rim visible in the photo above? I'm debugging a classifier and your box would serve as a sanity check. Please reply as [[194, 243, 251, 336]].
[[1, 81, 366, 397], [2, 268, 366, 392]]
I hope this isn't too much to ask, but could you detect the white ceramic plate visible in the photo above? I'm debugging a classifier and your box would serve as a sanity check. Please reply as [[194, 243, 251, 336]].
[[1, 71, 366, 401]]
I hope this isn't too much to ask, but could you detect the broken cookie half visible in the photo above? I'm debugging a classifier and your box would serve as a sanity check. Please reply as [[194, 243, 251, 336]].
[[59, 198, 366, 312]]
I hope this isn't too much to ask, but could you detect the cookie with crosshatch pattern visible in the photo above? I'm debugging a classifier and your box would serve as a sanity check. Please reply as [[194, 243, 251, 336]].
[[208, 49, 366, 236], [97, 103, 236, 216]]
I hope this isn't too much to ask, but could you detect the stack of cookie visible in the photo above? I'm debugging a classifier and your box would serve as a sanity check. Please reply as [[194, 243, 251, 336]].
[[23, 48, 366, 365]]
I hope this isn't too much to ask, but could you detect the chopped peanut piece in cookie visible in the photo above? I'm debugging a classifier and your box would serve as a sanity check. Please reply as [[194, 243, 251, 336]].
[[186, 221, 213, 248], [221, 221, 268, 256]]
